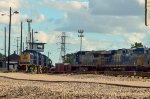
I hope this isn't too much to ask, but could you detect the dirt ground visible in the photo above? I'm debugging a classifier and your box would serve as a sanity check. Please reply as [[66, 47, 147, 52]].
[[0, 73, 150, 99]]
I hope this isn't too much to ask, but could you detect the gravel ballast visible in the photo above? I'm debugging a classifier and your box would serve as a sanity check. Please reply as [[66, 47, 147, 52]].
[[0, 73, 150, 99]]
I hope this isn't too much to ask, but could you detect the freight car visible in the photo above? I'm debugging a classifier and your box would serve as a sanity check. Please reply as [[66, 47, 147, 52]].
[[72, 48, 150, 72], [18, 50, 52, 73]]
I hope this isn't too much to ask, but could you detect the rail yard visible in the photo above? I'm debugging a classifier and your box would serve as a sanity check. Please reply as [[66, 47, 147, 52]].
[[0, 73, 150, 99], [0, 0, 150, 99]]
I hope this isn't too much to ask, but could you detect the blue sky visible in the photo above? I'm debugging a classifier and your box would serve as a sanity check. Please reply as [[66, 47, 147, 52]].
[[0, 0, 149, 64]]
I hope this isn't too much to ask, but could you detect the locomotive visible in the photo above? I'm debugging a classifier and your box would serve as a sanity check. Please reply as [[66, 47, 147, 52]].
[[18, 49, 52, 73], [72, 48, 150, 72]]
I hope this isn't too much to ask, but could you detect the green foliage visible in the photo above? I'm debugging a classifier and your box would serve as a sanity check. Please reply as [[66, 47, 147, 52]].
[[64, 53, 74, 64], [131, 42, 144, 49]]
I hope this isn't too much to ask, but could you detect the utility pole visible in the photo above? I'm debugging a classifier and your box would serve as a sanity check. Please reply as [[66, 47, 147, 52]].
[[1, 7, 19, 71], [4, 27, 6, 68], [58, 32, 67, 63], [20, 21, 23, 54], [23, 42, 24, 51], [32, 29, 34, 49], [7, 7, 19, 71], [27, 19, 32, 50], [7, 7, 12, 71], [26, 37, 28, 49], [16, 37, 20, 55]]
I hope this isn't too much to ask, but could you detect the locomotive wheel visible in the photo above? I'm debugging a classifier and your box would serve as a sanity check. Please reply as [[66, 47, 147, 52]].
[[39, 66, 42, 74], [33, 66, 38, 73]]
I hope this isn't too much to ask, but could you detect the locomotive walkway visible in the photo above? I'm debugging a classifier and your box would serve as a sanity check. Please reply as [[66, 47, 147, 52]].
[[0, 73, 150, 88]]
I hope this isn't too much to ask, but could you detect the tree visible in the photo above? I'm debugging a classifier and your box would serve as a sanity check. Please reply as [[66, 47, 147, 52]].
[[0, 53, 4, 59], [131, 42, 144, 49], [64, 53, 74, 64]]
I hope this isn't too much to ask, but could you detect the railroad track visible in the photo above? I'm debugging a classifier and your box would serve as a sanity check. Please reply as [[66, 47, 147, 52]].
[[0, 75, 150, 88], [102, 71, 150, 78], [72, 71, 150, 77]]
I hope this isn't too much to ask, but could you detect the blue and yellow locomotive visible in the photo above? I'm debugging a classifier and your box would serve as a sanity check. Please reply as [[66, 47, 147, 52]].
[[19, 50, 52, 73], [72, 48, 150, 72]]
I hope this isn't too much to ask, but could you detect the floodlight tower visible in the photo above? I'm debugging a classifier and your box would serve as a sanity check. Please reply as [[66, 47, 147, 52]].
[[78, 29, 84, 52], [27, 19, 32, 49]]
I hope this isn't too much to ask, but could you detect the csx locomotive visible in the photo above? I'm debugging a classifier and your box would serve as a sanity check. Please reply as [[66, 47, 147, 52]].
[[72, 48, 150, 72], [19, 50, 52, 73]]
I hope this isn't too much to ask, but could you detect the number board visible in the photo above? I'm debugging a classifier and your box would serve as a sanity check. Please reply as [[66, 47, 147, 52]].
[[20, 54, 30, 62]]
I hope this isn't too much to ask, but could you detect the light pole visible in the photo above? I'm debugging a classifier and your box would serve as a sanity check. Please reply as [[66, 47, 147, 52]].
[[27, 19, 32, 50], [78, 30, 84, 52], [1, 7, 19, 71], [20, 21, 23, 54], [4, 27, 6, 68], [78, 29, 84, 65]]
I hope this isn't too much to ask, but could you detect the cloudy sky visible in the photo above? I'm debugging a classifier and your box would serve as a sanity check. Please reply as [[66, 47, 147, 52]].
[[0, 0, 148, 64]]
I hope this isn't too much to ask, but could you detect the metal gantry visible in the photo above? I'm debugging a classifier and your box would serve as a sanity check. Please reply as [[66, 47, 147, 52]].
[[59, 32, 67, 63], [27, 19, 32, 49]]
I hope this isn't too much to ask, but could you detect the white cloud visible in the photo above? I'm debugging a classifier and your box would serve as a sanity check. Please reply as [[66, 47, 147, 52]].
[[56, 11, 146, 34], [67, 32, 112, 51], [66, 1, 88, 10], [36, 14, 45, 23], [124, 32, 146, 43], [0, 13, 28, 26], [0, 15, 9, 24], [43, 0, 146, 35], [0, 0, 20, 10], [48, 32, 60, 44], [43, 0, 88, 12], [0, 0, 28, 24], [35, 31, 49, 43], [0, 0, 148, 55], [138, 0, 145, 6], [89, 0, 143, 16], [34, 31, 61, 44]]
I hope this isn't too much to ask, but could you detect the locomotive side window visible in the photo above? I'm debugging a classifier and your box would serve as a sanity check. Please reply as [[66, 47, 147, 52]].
[[37, 44, 44, 49]]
